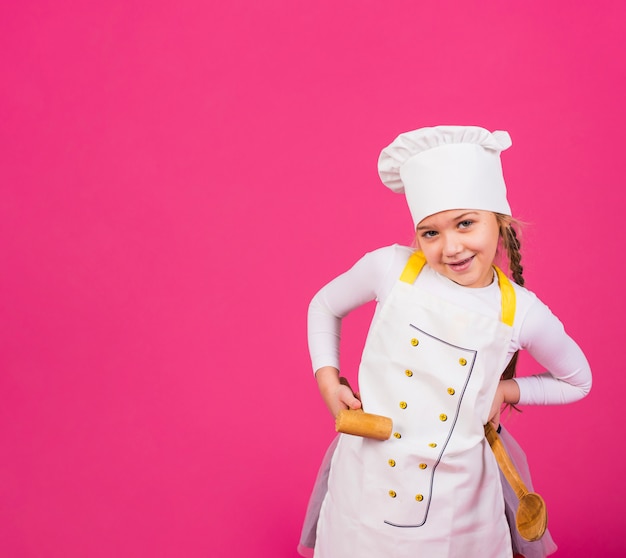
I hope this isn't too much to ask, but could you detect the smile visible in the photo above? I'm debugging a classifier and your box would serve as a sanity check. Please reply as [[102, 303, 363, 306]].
[[447, 256, 474, 272]]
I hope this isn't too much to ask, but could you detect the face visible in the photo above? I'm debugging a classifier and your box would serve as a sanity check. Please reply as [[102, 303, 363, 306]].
[[415, 209, 500, 288]]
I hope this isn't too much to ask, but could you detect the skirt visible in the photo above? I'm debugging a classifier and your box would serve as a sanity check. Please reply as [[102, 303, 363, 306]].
[[298, 426, 557, 558]]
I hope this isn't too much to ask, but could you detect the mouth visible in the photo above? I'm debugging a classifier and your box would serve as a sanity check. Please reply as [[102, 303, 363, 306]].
[[446, 255, 474, 272]]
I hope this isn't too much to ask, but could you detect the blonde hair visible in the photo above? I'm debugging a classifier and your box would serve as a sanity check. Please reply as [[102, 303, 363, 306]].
[[496, 214, 524, 287], [495, 213, 524, 382]]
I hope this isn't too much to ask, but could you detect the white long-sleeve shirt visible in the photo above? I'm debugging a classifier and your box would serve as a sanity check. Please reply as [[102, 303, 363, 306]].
[[308, 245, 592, 406]]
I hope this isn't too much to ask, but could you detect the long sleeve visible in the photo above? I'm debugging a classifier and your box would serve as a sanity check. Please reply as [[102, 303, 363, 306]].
[[515, 298, 592, 405], [307, 246, 408, 373]]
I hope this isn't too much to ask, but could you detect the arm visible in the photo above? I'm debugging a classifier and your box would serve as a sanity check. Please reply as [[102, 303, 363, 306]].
[[316, 367, 362, 418], [307, 249, 387, 372], [307, 246, 401, 416], [514, 299, 592, 405], [489, 378, 521, 427], [489, 296, 591, 426]]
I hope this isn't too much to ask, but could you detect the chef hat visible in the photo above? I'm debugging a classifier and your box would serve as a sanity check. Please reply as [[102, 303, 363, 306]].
[[378, 126, 512, 228]]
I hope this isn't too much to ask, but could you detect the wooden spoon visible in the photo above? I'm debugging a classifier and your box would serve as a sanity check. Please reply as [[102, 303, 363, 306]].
[[484, 422, 548, 541]]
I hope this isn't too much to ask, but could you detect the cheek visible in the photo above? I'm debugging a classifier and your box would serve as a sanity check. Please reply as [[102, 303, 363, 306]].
[[484, 239, 500, 263], [418, 244, 439, 265], [488, 228, 501, 253]]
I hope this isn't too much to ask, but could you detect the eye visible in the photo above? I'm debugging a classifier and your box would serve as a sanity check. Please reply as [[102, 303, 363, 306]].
[[421, 230, 438, 239], [458, 219, 474, 229]]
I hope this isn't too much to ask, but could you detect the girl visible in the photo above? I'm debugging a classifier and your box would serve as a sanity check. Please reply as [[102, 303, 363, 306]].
[[301, 126, 592, 558]]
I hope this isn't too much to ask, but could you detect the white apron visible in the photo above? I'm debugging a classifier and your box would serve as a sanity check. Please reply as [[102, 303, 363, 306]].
[[315, 252, 516, 558]]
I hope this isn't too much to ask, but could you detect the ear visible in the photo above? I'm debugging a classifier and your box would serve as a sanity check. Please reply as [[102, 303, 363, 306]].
[[494, 212, 512, 228]]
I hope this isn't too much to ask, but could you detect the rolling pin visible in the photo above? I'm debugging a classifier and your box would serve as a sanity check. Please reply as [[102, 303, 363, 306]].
[[335, 408, 393, 440]]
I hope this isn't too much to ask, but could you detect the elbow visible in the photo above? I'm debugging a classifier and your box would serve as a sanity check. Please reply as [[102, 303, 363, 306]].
[[569, 366, 593, 403], [580, 373, 593, 400]]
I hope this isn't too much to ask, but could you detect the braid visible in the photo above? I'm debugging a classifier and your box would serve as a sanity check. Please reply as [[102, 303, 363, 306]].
[[499, 220, 524, 382], [505, 225, 524, 287]]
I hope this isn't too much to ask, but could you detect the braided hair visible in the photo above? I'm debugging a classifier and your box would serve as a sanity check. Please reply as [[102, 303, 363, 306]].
[[498, 216, 524, 382]]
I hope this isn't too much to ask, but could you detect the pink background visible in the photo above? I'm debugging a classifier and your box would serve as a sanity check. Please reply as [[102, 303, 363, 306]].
[[1, 1, 624, 556]]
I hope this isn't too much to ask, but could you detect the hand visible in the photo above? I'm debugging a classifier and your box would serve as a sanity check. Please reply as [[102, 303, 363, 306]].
[[488, 379, 521, 429], [488, 383, 505, 429], [315, 366, 362, 418], [331, 383, 362, 418]]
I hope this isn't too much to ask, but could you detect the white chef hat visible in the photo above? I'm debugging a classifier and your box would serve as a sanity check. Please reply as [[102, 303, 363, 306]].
[[378, 126, 512, 228]]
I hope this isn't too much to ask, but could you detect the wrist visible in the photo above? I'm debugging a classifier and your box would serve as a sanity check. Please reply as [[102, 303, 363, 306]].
[[315, 366, 341, 397], [501, 378, 520, 405]]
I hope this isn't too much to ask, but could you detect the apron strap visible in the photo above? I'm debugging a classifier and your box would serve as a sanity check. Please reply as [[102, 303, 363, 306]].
[[399, 251, 427, 284], [494, 266, 516, 327], [399, 251, 516, 327]]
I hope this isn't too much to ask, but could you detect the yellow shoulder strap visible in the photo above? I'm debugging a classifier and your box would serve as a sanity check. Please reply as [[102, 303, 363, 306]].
[[399, 251, 427, 284], [494, 266, 516, 327], [399, 252, 516, 326]]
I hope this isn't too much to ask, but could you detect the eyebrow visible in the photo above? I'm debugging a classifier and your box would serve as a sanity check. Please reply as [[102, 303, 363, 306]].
[[453, 211, 480, 220], [415, 211, 480, 231]]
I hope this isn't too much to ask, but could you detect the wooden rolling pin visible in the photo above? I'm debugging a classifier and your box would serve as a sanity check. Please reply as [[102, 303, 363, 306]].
[[335, 408, 393, 440]]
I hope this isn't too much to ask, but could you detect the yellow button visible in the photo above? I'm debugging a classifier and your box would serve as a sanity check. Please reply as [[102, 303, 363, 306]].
[[393, 432, 402, 439], [388, 459, 396, 467], [419, 463, 427, 469], [429, 443, 437, 448], [415, 494, 424, 502], [459, 358, 467, 366], [405, 369, 413, 377], [410, 338, 419, 346], [389, 490, 397, 498], [447, 387, 455, 395], [399, 401, 407, 409], [439, 414, 448, 421]]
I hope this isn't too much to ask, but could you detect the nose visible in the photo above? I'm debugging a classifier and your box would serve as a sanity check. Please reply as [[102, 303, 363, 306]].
[[442, 233, 462, 258]]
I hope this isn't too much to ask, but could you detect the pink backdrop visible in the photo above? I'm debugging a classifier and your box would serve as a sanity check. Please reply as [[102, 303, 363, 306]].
[[1, 1, 624, 556]]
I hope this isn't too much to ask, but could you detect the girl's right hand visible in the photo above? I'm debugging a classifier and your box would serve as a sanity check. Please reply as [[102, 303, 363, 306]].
[[315, 366, 362, 418], [332, 382, 362, 418]]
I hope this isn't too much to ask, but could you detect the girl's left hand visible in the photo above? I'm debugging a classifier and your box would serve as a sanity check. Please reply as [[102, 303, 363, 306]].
[[488, 379, 521, 429]]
